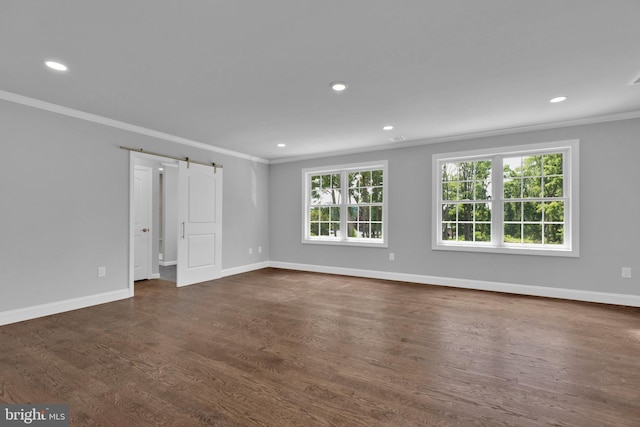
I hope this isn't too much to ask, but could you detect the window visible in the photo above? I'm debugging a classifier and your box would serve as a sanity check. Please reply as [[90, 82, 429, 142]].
[[433, 140, 579, 256], [440, 159, 493, 243], [303, 161, 388, 247]]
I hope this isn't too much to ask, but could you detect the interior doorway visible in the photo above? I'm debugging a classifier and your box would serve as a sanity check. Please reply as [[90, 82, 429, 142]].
[[129, 152, 179, 290], [158, 160, 179, 281], [133, 165, 153, 281], [128, 150, 223, 295]]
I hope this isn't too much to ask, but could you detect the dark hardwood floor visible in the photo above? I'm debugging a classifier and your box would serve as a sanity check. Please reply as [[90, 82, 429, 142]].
[[1, 268, 639, 426]]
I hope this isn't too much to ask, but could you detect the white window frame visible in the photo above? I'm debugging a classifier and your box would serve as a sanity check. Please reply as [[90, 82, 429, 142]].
[[432, 140, 579, 257], [303, 160, 388, 247]]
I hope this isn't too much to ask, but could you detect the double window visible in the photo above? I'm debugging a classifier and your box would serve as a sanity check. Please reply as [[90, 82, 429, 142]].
[[433, 140, 579, 256], [303, 161, 388, 247]]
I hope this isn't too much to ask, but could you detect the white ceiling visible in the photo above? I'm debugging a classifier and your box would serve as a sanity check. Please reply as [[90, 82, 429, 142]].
[[2, 1, 640, 161]]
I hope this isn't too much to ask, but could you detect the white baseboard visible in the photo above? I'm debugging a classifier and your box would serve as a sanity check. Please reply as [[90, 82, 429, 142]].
[[269, 261, 640, 307], [160, 260, 177, 266], [149, 273, 161, 279], [0, 289, 131, 326], [3, 261, 636, 327], [222, 261, 271, 278]]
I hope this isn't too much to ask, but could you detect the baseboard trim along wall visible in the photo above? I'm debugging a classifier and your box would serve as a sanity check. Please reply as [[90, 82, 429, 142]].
[[221, 261, 271, 278], [269, 261, 640, 307], [0, 262, 270, 326], [3, 260, 637, 327], [0, 289, 131, 327]]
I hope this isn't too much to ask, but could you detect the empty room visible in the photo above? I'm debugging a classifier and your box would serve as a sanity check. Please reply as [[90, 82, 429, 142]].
[[1, 1, 640, 426]]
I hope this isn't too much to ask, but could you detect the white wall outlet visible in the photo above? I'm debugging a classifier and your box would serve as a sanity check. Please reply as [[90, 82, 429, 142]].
[[258, 246, 262, 254], [249, 248, 253, 255], [389, 252, 395, 261], [97, 266, 106, 278], [622, 267, 632, 278]]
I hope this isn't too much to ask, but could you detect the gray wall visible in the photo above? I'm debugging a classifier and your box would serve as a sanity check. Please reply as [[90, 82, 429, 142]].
[[0, 99, 269, 312], [2, 94, 638, 315], [269, 117, 640, 296]]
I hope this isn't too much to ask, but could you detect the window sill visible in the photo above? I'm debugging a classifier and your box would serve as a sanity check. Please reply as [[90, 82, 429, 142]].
[[303, 238, 388, 248], [433, 242, 578, 257]]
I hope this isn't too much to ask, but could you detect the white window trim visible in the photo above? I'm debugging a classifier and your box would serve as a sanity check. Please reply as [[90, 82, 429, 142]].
[[302, 160, 388, 248], [432, 140, 579, 257]]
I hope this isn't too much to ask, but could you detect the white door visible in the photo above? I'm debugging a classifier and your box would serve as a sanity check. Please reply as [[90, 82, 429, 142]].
[[133, 166, 153, 281], [177, 161, 222, 287]]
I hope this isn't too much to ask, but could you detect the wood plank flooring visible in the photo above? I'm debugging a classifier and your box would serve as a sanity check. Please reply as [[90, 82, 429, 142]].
[[1, 268, 639, 426]]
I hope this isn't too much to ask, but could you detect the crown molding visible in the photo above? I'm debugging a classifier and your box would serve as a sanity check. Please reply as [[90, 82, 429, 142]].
[[269, 110, 640, 164], [0, 89, 269, 164], [4, 89, 640, 166]]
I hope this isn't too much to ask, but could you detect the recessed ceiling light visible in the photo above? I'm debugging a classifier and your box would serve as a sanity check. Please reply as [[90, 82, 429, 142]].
[[277, 143, 286, 148], [330, 81, 348, 92], [159, 168, 164, 171], [45, 60, 68, 71], [550, 96, 567, 103], [383, 125, 394, 131]]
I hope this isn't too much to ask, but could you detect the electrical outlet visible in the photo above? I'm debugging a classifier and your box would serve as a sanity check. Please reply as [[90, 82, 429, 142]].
[[622, 267, 632, 279], [258, 246, 262, 254], [389, 253, 395, 261], [249, 248, 253, 255], [97, 266, 106, 278]]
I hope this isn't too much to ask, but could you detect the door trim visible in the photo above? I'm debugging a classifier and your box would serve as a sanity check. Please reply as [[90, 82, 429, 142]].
[[128, 152, 135, 296]]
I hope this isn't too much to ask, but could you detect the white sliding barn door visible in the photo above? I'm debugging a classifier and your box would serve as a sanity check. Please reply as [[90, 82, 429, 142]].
[[177, 161, 222, 287]]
